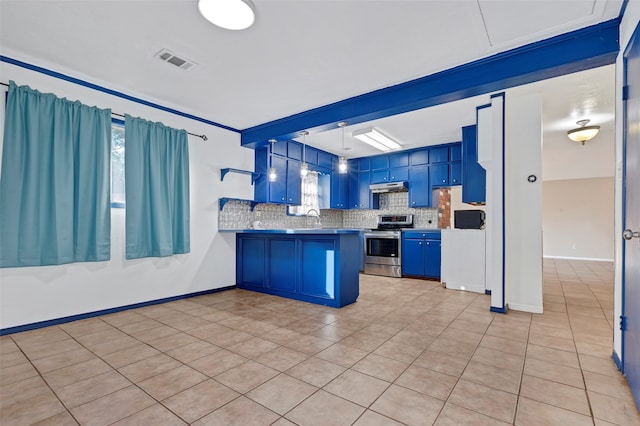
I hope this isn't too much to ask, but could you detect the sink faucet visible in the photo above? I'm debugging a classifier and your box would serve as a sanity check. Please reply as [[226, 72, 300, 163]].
[[306, 209, 322, 228]]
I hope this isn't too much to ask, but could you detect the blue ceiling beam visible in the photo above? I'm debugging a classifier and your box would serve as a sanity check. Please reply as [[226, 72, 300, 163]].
[[241, 19, 620, 149]]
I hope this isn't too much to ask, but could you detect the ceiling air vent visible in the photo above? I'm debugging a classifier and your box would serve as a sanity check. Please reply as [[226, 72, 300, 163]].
[[154, 49, 197, 71]]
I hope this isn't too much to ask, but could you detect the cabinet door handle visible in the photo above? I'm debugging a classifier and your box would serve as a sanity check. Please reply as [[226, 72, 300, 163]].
[[419, 242, 422, 245], [426, 241, 430, 245]]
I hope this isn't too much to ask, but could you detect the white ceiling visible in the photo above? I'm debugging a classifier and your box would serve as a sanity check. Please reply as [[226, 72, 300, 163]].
[[0, 0, 620, 180]]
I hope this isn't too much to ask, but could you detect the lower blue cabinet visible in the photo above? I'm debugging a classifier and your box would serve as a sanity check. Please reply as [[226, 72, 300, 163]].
[[401, 231, 441, 279], [268, 239, 297, 293], [300, 240, 336, 299], [236, 237, 265, 288], [236, 232, 360, 308]]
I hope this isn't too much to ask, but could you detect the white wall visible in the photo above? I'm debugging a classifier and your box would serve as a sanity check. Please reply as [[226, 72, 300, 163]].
[[542, 177, 615, 261], [0, 55, 255, 329], [613, 4, 640, 364], [505, 93, 543, 314]]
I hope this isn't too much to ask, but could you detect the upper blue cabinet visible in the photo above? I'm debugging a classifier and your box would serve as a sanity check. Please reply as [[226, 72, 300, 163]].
[[429, 146, 450, 163], [461, 125, 486, 204], [410, 148, 429, 166]]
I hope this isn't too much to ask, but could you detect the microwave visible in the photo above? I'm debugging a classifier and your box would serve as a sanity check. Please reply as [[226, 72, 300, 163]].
[[454, 210, 485, 229]]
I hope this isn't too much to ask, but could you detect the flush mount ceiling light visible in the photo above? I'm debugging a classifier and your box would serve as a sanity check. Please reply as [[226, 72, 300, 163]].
[[567, 119, 600, 145], [338, 122, 348, 174], [299, 131, 309, 178], [198, 0, 255, 30], [352, 127, 402, 152]]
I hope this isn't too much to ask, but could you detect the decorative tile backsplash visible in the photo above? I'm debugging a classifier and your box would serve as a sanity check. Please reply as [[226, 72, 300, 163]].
[[343, 192, 438, 229], [218, 192, 438, 230]]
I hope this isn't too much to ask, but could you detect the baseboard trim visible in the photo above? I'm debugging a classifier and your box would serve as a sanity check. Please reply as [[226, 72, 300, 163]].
[[543, 256, 614, 262], [490, 306, 508, 314], [0, 285, 237, 336], [612, 351, 623, 372], [508, 303, 543, 314]]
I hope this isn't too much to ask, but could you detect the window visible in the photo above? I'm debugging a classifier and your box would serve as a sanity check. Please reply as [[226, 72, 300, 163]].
[[111, 122, 125, 208], [288, 172, 323, 216]]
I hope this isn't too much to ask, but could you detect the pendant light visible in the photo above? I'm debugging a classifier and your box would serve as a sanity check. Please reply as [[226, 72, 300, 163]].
[[338, 121, 348, 174], [268, 139, 277, 182], [567, 119, 600, 145], [300, 131, 309, 177]]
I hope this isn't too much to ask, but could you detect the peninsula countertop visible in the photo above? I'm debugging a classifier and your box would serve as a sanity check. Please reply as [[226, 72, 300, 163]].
[[222, 228, 362, 234]]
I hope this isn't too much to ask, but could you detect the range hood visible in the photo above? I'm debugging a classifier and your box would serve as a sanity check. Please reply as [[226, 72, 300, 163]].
[[369, 181, 408, 193]]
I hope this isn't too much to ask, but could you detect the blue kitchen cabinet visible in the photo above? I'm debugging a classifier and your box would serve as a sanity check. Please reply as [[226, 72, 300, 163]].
[[270, 140, 303, 161], [408, 165, 430, 207], [271, 140, 287, 157], [410, 148, 429, 166], [389, 167, 408, 182], [359, 158, 371, 172], [236, 237, 266, 289], [304, 146, 318, 166], [430, 162, 461, 187], [348, 172, 360, 209], [430, 163, 449, 187], [401, 239, 425, 276], [286, 159, 302, 205], [236, 232, 360, 308], [330, 171, 349, 209], [401, 231, 441, 279], [430, 146, 449, 163], [318, 151, 334, 171], [254, 146, 301, 205], [370, 155, 389, 170], [287, 141, 303, 161], [349, 172, 377, 209], [389, 152, 409, 168], [268, 155, 288, 203], [450, 161, 462, 185], [256, 156, 301, 204], [370, 169, 389, 184], [450, 144, 462, 162], [268, 239, 297, 293], [424, 238, 441, 278], [461, 125, 486, 204], [300, 239, 337, 299]]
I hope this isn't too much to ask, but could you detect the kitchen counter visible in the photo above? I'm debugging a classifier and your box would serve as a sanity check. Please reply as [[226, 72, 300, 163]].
[[235, 231, 359, 308], [231, 228, 361, 234]]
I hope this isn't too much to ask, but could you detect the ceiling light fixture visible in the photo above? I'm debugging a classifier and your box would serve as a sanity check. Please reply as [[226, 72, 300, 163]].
[[268, 139, 277, 182], [198, 0, 256, 30], [300, 131, 309, 178], [338, 122, 348, 174], [352, 127, 402, 152], [567, 119, 600, 145]]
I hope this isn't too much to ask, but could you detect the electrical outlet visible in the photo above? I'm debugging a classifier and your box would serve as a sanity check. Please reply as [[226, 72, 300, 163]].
[[255, 211, 261, 218], [571, 243, 577, 250]]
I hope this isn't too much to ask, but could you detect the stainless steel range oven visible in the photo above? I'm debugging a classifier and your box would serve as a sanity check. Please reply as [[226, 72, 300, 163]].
[[363, 214, 413, 278]]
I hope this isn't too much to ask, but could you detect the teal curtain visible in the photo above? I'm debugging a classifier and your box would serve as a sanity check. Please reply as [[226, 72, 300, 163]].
[[125, 115, 190, 259], [0, 81, 111, 267]]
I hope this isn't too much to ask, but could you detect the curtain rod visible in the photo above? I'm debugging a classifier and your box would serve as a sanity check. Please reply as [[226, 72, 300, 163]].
[[1, 81, 208, 141], [111, 112, 207, 141]]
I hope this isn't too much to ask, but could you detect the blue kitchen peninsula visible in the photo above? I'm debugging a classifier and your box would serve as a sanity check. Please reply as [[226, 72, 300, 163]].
[[235, 229, 360, 308]]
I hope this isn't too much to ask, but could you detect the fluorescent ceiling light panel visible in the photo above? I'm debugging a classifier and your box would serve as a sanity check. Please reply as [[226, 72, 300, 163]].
[[352, 128, 402, 152]]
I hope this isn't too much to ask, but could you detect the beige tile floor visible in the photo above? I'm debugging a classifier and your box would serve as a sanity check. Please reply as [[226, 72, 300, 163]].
[[1, 259, 639, 425]]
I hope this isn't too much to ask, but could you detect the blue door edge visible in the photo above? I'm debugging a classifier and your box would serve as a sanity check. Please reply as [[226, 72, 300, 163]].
[[621, 18, 640, 409]]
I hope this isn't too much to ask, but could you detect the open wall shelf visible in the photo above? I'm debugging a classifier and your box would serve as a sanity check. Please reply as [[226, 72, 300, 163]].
[[219, 197, 260, 211], [220, 168, 261, 185]]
